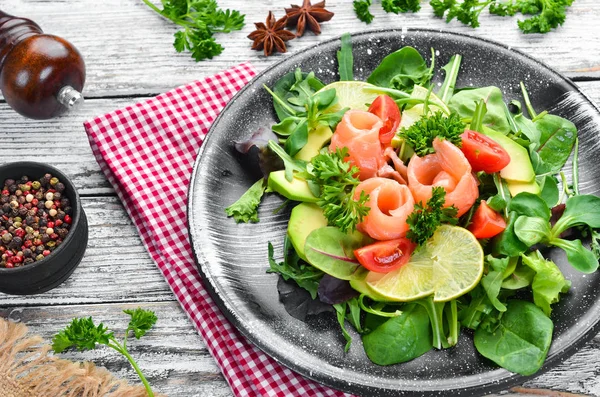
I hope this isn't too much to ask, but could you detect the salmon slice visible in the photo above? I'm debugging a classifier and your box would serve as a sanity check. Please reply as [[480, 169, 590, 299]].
[[407, 138, 478, 217], [354, 177, 415, 240], [330, 110, 385, 180]]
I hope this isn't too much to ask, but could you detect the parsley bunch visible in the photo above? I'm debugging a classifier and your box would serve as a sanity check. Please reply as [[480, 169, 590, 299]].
[[142, 0, 245, 61], [406, 187, 458, 246], [399, 111, 465, 157], [307, 148, 371, 233], [354, 0, 421, 23], [52, 308, 158, 396], [489, 0, 574, 33]]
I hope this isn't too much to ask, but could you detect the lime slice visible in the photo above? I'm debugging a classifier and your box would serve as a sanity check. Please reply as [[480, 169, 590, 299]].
[[365, 225, 484, 302], [318, 81, 383, 113]]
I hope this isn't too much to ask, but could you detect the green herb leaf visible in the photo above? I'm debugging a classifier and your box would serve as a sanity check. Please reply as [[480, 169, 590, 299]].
[[437, 54, 462, 104], [367, 46, 433, 92], [225, 179, 267, 223], [353, 0, 374, 23], [481, 255, 510, 312], [448, 86, 511, 134], [124, 308, 158, 339], [306, 148, 370, 233], [382, 0, 421, 13], [142, 0, 244, 62], [406, 187, 458, 246], [52, 317, 113, 352], [399, 112, 465, 157]]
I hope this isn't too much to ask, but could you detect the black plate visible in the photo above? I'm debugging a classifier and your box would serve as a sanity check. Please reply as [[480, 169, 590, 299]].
[[188, 29, 600, 396]]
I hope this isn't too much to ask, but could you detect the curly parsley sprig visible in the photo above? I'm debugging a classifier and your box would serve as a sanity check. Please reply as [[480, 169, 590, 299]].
[[142, 0, 245, 61], [52, 308, 158, 396], [399, 111, 465, 157], [306, 148, 371, 233], [407, 187, 459, 246]]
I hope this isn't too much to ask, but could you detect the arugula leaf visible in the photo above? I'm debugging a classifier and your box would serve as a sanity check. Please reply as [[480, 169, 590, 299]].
[[437, 54, 462, 104], [353, 0, 374, 23], [399, 111, 465, 157], [53, 310, 157, 396], [306, 148, 371, 233], [267, 240, 323, 299], [337, 33, 354, 81], [225, 179, 267, 223], [406, 187, 458, 246], [142, 0, 244, 61], [333, 297, 364, 352]]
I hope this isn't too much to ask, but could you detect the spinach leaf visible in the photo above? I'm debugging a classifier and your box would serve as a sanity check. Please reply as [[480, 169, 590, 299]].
[[283, 119, 309, 157], [458, 285, 498, 330], [474, 300, 553, 376], [362, 303, 432, 365], [448, 86, 511, 134], [304, 226, 371, 280], [337, 33, 353, 81], [367, 46, 432, 92], [532, 114, 577, 174], [521, 251, 570, 316], [481, 256, 509, 312]]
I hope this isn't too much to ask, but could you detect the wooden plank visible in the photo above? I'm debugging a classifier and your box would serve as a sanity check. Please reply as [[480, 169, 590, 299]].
[[0, 302, 234, 397], [0, 0, 598, 98], [0, 196, 175, 306], [1, 301, 600, 396]]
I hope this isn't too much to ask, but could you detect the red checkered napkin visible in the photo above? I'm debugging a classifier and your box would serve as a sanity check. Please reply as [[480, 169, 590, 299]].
[[84, 63, 351, 397]]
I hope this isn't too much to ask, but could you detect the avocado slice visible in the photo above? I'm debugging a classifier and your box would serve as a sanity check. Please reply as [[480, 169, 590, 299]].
[[294, 124, 333, 162], [288, 203, 328, 261], [506, 179, 541, 196], [268, 170, 318, 203], [481, 126, 536, 183]]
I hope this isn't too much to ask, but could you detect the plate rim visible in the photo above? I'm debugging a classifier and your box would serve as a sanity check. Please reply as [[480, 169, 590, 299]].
[[188, 28, 600, 396]]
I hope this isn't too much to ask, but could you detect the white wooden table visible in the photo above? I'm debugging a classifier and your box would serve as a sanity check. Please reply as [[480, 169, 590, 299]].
[[1, 1, 599, 396]]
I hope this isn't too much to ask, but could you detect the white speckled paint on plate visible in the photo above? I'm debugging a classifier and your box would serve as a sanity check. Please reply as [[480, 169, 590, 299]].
[[188, 29, 600, 396]]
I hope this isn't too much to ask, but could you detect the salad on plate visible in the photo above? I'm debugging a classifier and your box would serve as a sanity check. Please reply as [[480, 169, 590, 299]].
[[225, 33, 600, 376]]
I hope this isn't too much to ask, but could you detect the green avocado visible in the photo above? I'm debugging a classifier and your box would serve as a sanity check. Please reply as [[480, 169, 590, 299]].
[[506, 179, 541, 196], [294, 124, 333, 162], [481, 126, 536, 183], [288, 203, 328, 261], [268, 170, 318, 203]]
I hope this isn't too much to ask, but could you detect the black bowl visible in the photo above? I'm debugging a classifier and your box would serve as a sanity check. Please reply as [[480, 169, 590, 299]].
[[0, 162, 88, 295]]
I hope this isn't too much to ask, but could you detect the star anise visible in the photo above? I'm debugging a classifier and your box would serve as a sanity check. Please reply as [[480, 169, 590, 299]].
[[285, 0, 334, 37], [248, 12, 296, 56]]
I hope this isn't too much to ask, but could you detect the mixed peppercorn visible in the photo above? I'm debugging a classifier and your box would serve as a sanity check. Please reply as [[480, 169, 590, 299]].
[[0, 174, 72, 268]]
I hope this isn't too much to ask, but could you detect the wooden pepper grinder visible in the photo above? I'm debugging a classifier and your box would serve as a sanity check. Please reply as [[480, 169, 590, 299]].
[[0, 10, 85, 119]]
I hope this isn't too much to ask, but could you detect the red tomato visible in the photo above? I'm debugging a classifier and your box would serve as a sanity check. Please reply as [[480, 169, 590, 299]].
[[368, 94, 401, 146], [354, 238, 416, 273], [468, 201, 507, 239], [460, 129, 511, 173]]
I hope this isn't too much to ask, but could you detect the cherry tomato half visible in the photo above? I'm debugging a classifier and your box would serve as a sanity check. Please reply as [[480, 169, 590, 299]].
[[468, 201, 507, 239], [460, 129, 511, 173], [368, 94, 401, 146], [354, 238, 416, 273]]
